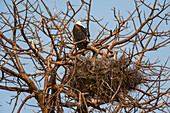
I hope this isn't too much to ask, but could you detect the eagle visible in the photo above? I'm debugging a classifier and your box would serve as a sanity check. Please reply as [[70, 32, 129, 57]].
[[73, 20, 90, 50]]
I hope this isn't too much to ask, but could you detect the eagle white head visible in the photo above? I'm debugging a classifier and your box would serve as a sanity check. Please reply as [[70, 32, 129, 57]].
[[74, 20, 84, 27]]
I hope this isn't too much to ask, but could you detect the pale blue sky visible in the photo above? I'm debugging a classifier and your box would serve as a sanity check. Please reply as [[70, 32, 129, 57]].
[[0, 0, 169, 113]]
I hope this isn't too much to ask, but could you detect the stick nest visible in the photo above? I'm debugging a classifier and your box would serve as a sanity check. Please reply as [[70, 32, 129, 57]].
[[67, 57, 144, 102]]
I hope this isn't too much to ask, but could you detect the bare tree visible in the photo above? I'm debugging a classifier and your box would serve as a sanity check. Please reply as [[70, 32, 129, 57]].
[[0, 0, 170, 113]]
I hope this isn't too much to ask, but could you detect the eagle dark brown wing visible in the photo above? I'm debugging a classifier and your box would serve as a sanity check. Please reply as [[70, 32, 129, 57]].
[[73, 24, 90, 50]]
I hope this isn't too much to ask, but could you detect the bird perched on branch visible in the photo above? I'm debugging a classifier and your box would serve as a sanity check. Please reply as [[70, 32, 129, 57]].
[[73, 20, 90, 50]]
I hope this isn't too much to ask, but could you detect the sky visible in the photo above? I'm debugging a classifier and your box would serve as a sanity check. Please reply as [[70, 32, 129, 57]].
[[0, 0, 170, 113]]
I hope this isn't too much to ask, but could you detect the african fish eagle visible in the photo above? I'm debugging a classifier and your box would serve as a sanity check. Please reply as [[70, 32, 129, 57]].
[[73, 20, 90, 50]]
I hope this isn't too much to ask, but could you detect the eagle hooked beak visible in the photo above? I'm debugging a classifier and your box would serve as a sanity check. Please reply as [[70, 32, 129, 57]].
[[74, 20, 77, 23]]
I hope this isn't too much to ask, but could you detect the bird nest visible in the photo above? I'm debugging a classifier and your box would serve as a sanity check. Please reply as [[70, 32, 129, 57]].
[[67, 57, 144, 102]]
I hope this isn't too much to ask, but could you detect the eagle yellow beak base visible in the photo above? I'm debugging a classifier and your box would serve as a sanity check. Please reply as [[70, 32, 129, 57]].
[[74, 20, 77, 23]]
